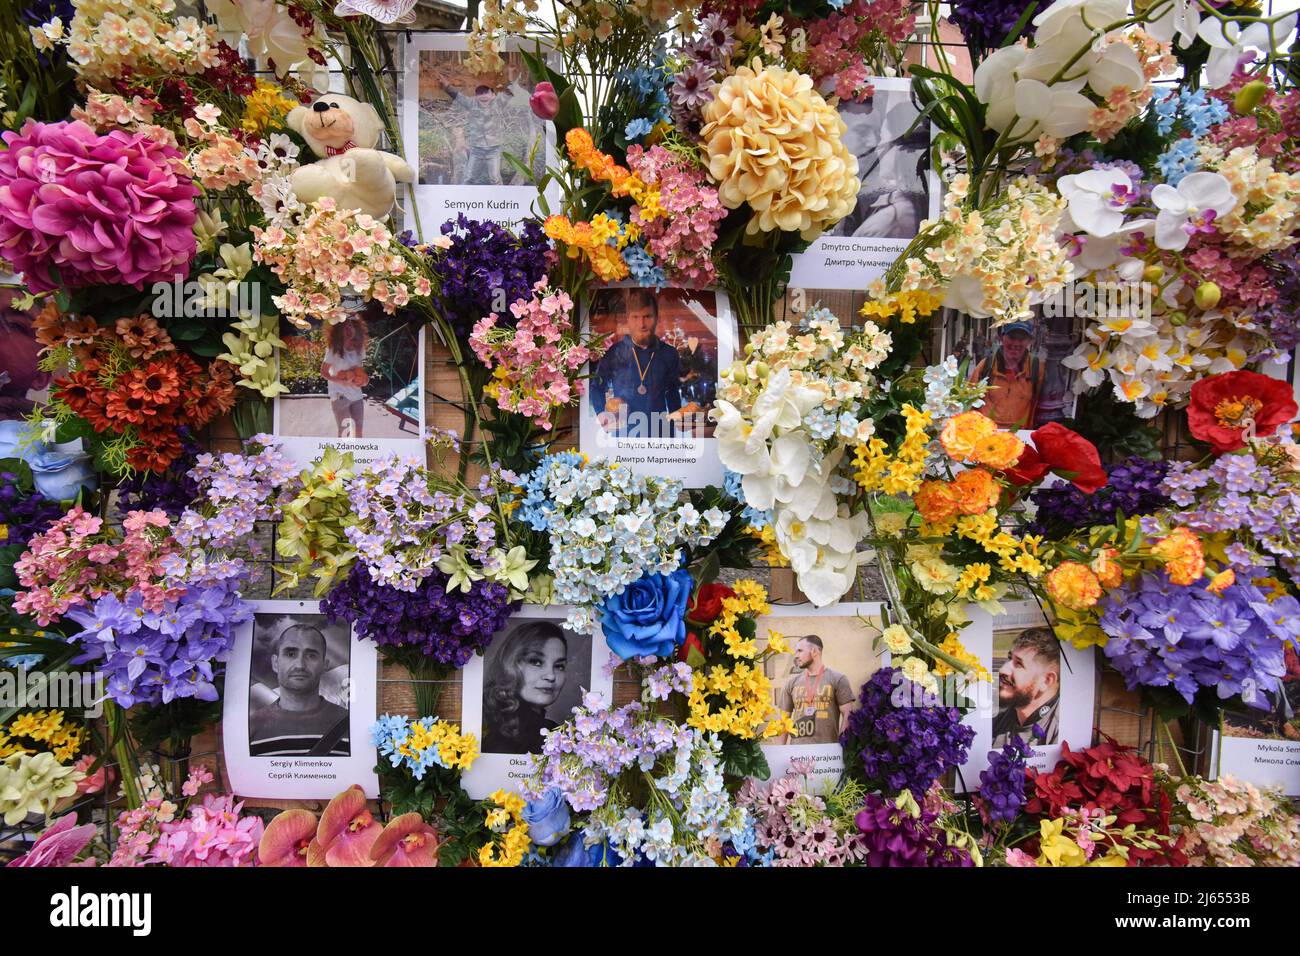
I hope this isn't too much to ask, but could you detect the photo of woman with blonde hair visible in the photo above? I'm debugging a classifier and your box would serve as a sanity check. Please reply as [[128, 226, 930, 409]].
[[481, 620, 577, 755], [321, 316, 370, 438]]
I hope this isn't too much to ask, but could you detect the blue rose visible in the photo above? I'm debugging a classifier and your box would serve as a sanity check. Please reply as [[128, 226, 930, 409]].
[[522, 788, 571, 848], [0, 420, 96, 502], [599, 567, 692, 661], [550, 833, 621, 867]]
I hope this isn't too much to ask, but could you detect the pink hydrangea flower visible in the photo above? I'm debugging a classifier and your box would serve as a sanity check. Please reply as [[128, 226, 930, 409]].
[[0, 120, 199, 292]]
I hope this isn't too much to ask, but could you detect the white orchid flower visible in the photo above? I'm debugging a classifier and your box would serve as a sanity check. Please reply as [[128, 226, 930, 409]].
[[1062, 217, 1153, 280], [1197, 14, 1297, 89], [1151, 172, 1237, 250], [1145, 0, 1202, 48], [1032, 0, 1131, 49], [1057, 168, 1138, 237], [974, 46, 1095, 140]]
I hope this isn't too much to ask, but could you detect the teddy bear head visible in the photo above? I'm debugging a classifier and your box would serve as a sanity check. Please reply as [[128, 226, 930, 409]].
[[286, 93, 383, 158]]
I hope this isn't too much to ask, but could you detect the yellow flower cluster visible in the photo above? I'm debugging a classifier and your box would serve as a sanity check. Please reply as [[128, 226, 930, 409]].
[[746, 525, 789, 567], [543, 212, 638, 282], [926, 511, 1045, 580], [686, 580, 796, 740], [399, 718, 479, 772], [0, 710, 85, 764], [859, 289, 944, 326], [853, 404, 932, 496], [932, 632, 991, 682], [241, 80, 299, 135], [955, 562, 996, 603], [479, 788, 531, 867]]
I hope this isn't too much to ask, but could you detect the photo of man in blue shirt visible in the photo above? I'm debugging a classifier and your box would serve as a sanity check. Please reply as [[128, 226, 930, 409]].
[[590, 289, 684, 438]]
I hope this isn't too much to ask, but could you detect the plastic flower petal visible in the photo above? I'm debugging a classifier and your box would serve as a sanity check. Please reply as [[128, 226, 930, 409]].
[[259, 808, 318, 867], [1151, 172, 1237, 251]]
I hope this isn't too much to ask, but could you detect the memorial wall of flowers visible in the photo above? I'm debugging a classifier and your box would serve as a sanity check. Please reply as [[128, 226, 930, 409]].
[[1, 0, 1299, 869]]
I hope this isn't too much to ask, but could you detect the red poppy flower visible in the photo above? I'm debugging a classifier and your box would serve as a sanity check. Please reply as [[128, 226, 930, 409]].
[[1003, 423, 1107, 493], [1186, 369, 1298, 453]]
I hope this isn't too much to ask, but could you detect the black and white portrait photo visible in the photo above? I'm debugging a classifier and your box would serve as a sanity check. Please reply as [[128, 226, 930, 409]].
[[481, 619, 590, 755], [248, 613, 352, 758], [459, 608, 612, 799], [831, 86, 932, 241], [787, 77, 938, 291], [222, 600, 379, 799]]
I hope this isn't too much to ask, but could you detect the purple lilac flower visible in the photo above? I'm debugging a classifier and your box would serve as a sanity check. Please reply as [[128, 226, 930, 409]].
[[1156, 451, 1300, 577], [1029, 456, 1171, 537], [172, 434, 300, 551], [1098, 571, 1291, 709], [430, 214, 549, 338], [1256, 247, 1300, 352], [840, 667, 975, 797], [0, 470, 65, 548], [949, 0, 1039, 56], [977, 735, 1034, 825], [321, 563, 517, 668]]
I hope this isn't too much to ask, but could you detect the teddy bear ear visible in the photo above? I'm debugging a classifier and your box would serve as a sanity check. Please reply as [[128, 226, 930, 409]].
[[346, 101, 381, 147]]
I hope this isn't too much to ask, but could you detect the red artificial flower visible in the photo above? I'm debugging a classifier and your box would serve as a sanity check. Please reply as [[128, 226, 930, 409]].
[[1003, 423, 1107, 493], [686, 583, 735, 625], [1186, 369, 1298, 453], [105, 389, 159, 426], [1023, 737, 1186, 867], [678, 630, 706, 665]]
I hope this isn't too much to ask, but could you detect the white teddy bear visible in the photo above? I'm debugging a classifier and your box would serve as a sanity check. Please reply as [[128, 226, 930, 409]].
[[286, 93, 414, 220]]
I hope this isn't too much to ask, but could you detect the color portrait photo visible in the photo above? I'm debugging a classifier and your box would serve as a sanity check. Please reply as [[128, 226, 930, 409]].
[[275, 309, 422, 442]]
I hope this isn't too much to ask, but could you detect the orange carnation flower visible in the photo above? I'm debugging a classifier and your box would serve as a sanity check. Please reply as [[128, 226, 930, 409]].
[[1045, 561, 1102, 610], [1152, 527, 1206, 586], [1091, 547, 1123, 588], [952, 468, 1001, 515], [940, 410, 998, 461], [970, 430, 1025, 471], [915, 479, 962, 523]]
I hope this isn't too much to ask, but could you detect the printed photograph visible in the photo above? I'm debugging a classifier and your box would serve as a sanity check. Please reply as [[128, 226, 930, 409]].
[[0, 287, 50, 422], [248, 612, 352, 757], [992, 624, 1062, 750], [757, 613, 881, 746], [276, 308, 422, 440], [480, 618, 592, 755], [416, 48, 548, 187], [947, 312, 1083, 431], [828, 84, 932, 240], [587, 287, 721, 440], [1223, 642, 1300, 742]]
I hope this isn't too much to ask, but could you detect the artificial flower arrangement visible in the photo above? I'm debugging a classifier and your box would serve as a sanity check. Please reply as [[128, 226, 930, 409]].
[[475, 0, 912, 329], [4, 0, 1300, 873]]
